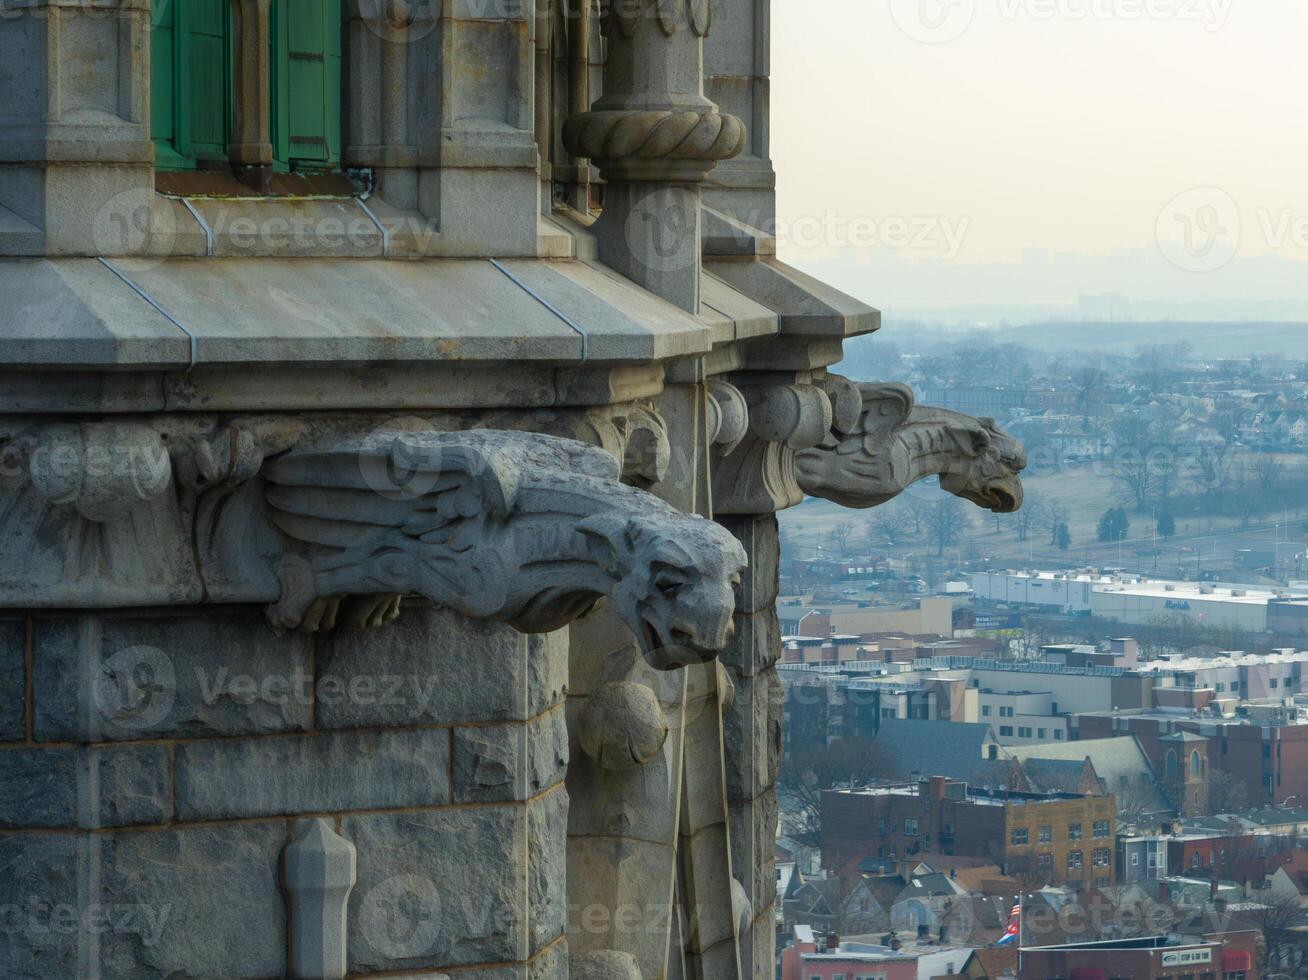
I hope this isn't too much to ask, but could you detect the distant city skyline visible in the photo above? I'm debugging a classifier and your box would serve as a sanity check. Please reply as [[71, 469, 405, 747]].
[[771, 0, 1308, 317]]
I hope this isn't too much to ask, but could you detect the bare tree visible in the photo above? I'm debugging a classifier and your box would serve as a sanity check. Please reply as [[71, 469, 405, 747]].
[[1073, 365, 1107, 432], [830, 521, 855, 556], [1205, 770, 1251, 816], [777, 736, 894, 850], [903, 495, 930, 535], [871, 505, 913, 547], [925, 498, 971, 556]]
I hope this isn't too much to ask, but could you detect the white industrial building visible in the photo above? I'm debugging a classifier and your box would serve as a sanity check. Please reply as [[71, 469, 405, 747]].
[[970, 570, 1109, 613], [974, 569, 1307, 633], [1091, 582, 1281, 632]]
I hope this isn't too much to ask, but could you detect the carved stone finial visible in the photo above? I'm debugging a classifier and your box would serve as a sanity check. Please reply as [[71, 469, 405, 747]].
[[283, 818, 358, 980], [795, 380, 1027, 513], [577, 680, 670, 770], [262, 430, 746, 670]]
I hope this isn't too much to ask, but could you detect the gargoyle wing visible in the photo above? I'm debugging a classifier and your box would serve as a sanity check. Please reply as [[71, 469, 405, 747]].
[[263, 434, 519, 550], [261, 434, 521, 630]]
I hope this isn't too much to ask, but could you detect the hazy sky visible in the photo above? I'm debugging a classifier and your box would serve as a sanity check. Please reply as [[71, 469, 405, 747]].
[[770, 0, 1308, 314]]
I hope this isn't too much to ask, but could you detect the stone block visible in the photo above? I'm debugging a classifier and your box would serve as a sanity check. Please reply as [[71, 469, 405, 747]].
[[0, 824, 285, 978], [175, 728, 451, 821], [529, 941, 568, 980], [728, 790, 778, 924], [720, 607, 780, 680], [98, 823, 287, 979], [528, 709, 569, 797], [316, 604, 529, 729], [0, 832, 82, 980], [345, 808, 527, 972], [0, 744, 170, 829], [722, 670, 781, 804], [528, 788, 569, 954], [32, 610, 312, 742], [453, 724, 523, 804], [526, 628, 569, 719], [717, 515, 779, 614], [0, 617, 24, 741]]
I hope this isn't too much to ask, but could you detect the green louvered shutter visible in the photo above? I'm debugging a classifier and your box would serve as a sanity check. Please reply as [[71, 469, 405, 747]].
[[271, 0, 342, 170], [150, 0, 230, 170], [184, 0, 230, 164]]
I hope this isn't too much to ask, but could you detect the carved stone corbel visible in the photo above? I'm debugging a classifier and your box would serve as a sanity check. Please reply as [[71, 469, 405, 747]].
[[262, 430, 746, 670], [795, 380, 1027, 512], [710, 382, 834, 515], [707, 381, 749, 456]]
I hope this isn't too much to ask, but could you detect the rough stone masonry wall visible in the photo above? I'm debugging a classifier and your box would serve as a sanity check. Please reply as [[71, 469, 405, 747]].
[[718, 514, 783, 980], [0, 603, 569, 980]]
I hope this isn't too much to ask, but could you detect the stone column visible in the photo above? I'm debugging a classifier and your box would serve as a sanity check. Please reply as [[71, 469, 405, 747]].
[[563, 0, 745, 312], [0, 0, 154, 255], [709, 376, 840, 980], [229, 0, 274, 170]]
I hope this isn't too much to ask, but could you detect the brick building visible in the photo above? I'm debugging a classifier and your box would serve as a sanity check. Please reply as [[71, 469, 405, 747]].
[[823, 778, 1117, 890], [1078, 709, 1308, 808], [1017, 933, 1259, 980]]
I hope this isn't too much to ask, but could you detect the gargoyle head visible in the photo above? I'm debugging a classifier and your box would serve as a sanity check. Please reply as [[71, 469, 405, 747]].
[[940, 417, 1027, 513], [579, 513, 747, 670]]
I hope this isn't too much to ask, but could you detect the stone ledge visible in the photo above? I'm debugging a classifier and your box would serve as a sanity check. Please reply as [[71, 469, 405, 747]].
[[0, 255, 728, 371]]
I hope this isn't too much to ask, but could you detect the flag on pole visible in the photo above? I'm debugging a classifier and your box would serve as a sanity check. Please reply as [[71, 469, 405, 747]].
[[996, 902, 1021, 946]]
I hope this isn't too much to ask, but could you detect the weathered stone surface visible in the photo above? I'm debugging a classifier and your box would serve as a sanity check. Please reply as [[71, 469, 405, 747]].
[[572, 949, 642, 979], [529, 941, 568, 980], [528, 788, 569, 954], [97, 823, 287, 979], [316, 605, 529, 728], [0, 832, 82, 980], [0, 745, 171, 829], [722, 670, 782, 804], [0, 618, 24, 742], [453, 725, 523, 804], [345, 808, 526, 972], [717, 515, 780, 614], [526, 629, 570, 719], [32, 611, 312, 742], [720, 607, 781, 679], [176, 728, 451, 821], [728, 789, 779, 925], [529, 710, 570, 795]]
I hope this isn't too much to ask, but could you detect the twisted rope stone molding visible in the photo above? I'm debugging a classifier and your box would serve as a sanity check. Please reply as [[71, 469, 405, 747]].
[[608, 0, 714, 38], [563, 108, 746, 182], [795, 379, 1028, 513]]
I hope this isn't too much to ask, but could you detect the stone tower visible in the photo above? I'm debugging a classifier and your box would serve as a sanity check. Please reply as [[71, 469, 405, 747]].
[[0, 2, 1023, 977]]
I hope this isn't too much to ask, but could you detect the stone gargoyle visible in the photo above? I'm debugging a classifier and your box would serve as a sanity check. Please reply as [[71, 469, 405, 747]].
[[263, 429, 747, 670], [794, 381, 1026, 513]]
